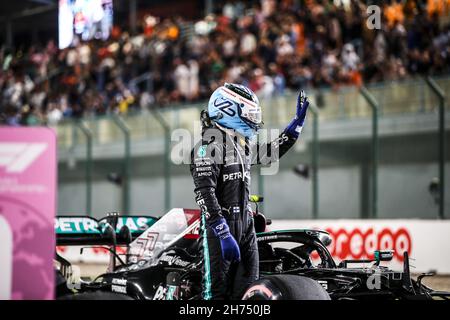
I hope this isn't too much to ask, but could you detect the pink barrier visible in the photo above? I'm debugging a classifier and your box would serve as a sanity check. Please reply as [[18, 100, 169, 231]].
[[0, 127, 56, 299]]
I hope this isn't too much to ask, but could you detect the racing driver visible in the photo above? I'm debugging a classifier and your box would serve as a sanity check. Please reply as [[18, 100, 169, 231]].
[[190, 83, 310, 299]]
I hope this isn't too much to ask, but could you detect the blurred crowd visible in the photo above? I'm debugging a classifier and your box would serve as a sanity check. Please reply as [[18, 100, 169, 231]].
[[1, 0, 450, 126]]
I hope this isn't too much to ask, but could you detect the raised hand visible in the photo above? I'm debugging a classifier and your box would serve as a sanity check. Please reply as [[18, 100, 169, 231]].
[[283, 90, 310, 138]]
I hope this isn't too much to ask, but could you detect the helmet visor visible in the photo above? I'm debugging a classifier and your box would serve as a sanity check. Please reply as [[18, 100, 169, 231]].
[[240, 102, 262, 128]]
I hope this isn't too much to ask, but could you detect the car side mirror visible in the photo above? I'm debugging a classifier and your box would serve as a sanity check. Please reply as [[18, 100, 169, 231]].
[[375, 250, 394, 262], [253, 213, 268, 233], [118, 225, 132, 245], [319, 233, 332, 246]]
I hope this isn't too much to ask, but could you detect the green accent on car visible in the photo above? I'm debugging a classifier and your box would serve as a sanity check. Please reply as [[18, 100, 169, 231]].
[[374, 251, 380, 262], [55, 217, 157, 234]]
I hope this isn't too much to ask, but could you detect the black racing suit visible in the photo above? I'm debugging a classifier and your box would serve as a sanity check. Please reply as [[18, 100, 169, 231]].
[[190, 124, 298, 299]]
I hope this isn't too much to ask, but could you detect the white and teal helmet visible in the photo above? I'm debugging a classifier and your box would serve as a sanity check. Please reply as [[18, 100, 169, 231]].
[[207, 83, 262, 138]]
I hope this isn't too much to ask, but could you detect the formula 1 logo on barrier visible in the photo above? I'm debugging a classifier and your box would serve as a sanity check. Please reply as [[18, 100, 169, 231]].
[[0, 142, 48, 173], [0, 127, 56, 300]]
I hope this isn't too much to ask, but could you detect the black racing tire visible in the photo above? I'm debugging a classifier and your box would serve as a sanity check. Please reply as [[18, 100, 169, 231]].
[[242, 275, 331, 300], [58, 291, 135, 300]]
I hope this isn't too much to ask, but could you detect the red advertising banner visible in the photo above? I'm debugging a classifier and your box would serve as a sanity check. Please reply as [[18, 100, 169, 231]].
[[271, 220, 450, 274], [0, 127, 56, 299]]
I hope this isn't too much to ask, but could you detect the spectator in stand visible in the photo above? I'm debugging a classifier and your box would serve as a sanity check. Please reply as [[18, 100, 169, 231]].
[[1, 0, 450, 125]]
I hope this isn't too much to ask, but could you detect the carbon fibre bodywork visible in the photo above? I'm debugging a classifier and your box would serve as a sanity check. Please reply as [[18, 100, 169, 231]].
[[55, 213, 450, 300]]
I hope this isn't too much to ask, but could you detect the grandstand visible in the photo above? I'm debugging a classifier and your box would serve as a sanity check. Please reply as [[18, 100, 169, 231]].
[[3, 0, 448, 218]]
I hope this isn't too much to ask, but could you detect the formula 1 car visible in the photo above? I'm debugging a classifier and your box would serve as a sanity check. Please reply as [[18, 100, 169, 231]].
[[54, 199, 450, 300]]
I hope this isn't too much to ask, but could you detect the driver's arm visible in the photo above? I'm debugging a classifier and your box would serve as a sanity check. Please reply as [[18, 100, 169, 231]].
[[252, 131, 298, 165], [252, 91, 309, 166], [190, 141, 223, 220]]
